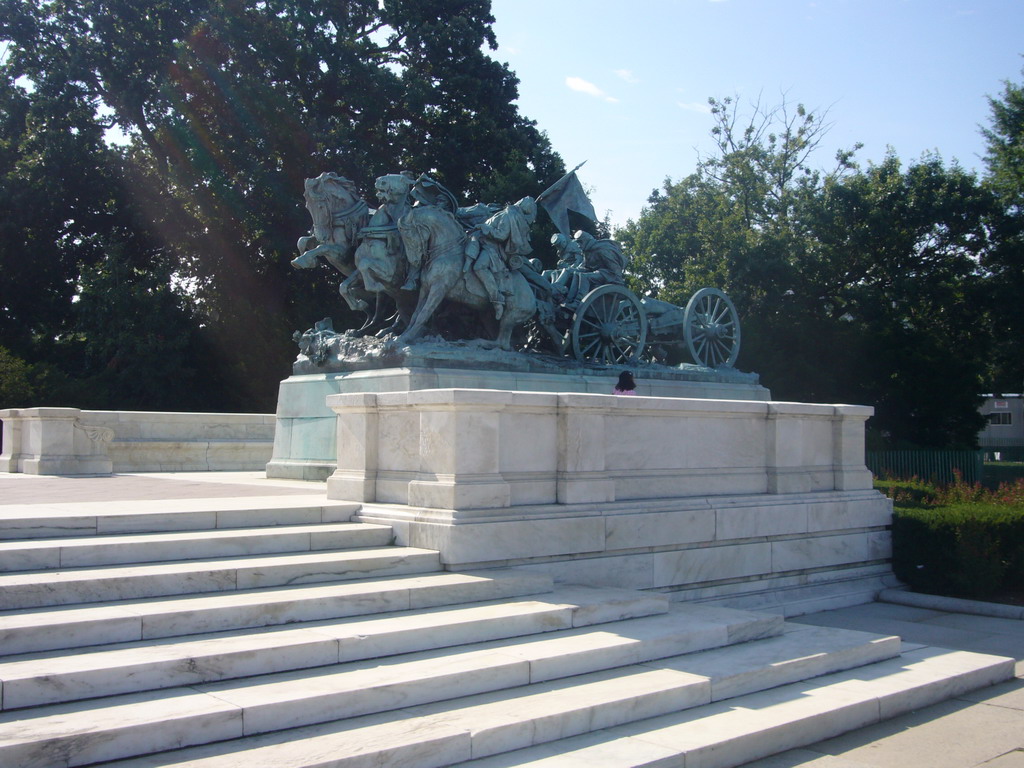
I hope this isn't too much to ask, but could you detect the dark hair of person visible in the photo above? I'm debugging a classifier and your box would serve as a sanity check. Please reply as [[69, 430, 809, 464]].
[[615, 370, 636, 392]]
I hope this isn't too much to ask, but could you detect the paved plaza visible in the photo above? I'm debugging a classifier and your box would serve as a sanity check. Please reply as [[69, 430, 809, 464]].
[[743, 600, 1024, 768]]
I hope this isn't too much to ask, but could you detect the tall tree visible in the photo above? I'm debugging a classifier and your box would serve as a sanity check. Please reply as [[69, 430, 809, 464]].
[[983, 67, 1024, 212], [621, 96, 859, 309], [981, 67, 1024, 393], [0, 65, 114, 357], [805, 153, 994, 447], [0, 66, 217, 410], [619, 96, 994, 448], [1, 0, 563, 410]]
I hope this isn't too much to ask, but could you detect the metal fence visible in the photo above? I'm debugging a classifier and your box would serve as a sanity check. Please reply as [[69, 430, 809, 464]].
[[865, 450, 984, 485], [979, 438, 1024, 462]]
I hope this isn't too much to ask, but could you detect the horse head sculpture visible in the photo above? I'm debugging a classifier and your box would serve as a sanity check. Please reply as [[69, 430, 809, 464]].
[[292, 173, 369, 275]]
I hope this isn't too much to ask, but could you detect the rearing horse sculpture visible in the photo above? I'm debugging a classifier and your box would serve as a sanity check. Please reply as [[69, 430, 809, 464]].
[[292, 172, 411, 331], [293, 172, 538, 350], [292, 173, 365, 280], [291, 172, 377, 314]]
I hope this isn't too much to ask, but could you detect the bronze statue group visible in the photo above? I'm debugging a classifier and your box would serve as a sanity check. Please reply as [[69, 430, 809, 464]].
[[292, 168, 629, 354]]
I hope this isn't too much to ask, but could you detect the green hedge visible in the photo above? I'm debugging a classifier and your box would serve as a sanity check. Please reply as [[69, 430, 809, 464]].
[[892, 504, 1024, 598], [984, 462, 1024, 488]]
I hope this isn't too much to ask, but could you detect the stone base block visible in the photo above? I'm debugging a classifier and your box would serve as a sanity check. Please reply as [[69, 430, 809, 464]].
[[326, 389, 876, 509], [557, 476, 616, 505], [266, 459, 336, 482], [408, 478, 512, 510], [356, 489, 893, 617], [267, 367, 770, 480], [20, 455, 113, 475]]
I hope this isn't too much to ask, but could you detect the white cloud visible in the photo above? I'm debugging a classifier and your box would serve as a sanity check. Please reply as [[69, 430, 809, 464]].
[[615, 69, 639, 84], [678, 101, 712, 114], [566, 76, 618, 103]]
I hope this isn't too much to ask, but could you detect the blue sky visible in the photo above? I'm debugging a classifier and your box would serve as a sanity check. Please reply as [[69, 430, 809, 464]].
[[490, 0, 1024, 229]]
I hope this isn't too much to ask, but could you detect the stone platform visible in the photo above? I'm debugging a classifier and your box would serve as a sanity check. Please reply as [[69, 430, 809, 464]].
[[0, 472, 1014, 768], [267, 354, 768, 481], [325, 388, 890, 615]]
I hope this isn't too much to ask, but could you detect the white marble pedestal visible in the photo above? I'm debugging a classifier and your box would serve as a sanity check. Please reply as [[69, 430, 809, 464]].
[[325, 389, 894, 616], [266, 366, 769, 481]]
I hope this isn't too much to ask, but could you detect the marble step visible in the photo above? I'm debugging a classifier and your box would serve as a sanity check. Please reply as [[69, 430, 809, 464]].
[[87, 619, 917, 768], [0, 520, 393, 573], [0, 546, 443, 610], [0, 495, 359, 540], [0, 604, 783, 767], [453, 645, 1016, 768], [0, 570, 555, 656], [0, 585, 670, 709], [0, 522, 395, 572]]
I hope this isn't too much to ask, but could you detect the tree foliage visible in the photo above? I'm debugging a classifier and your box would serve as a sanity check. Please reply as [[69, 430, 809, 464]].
[[984, 67, 1024, 212], [982, 68, 1024, 393], [0, 345, 35, 409], [1, 0, 563, 411], [3, 1, 1021, 450], [620, 95, 998, 448]]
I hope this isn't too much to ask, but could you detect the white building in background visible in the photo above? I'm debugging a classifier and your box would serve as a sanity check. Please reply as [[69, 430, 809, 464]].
[[978, 394, 1024, 457]]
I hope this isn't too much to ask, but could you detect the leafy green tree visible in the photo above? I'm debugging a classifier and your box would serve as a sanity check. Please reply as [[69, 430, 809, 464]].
[[983, 67, 1024, 212], [981, 68, 1024, 393], [1, 0, 563, 411], [0, 60, 217, 411], [620, 96, 994, 448], [805, 153, 994, 447], [67, 246, 206, 411], [0, 345, 34, 409], [621, 96, 859, 308], [0, 66, 116, 357]]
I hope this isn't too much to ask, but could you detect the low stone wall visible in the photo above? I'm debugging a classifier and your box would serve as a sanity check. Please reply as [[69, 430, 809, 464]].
[[327, 389, 892, 616], [0, 408, 274, 474]]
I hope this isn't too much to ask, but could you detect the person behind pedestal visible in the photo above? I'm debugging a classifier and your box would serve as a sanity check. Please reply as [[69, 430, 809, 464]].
[[614, 370, 636, 395]]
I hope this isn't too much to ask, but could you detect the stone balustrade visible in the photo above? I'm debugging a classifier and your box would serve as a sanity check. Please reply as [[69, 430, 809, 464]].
[[0, 408, 274, 474]]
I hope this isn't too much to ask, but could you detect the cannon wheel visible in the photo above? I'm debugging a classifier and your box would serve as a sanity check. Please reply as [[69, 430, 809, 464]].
[[570, 284, 648, 364], [683, 287, 741, 368]]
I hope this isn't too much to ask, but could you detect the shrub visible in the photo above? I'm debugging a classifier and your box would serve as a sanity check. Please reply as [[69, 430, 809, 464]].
[[984, 462, 1024, 488], [876, 478, 938, 509], [0, 346, 35, 410], [891, 503, 1024, 598]]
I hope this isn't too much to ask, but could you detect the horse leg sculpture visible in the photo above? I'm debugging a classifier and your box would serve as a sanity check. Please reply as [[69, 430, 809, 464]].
[[491, 275, 537, 351], [397, 274, 453, 345], [338, 271, 369, 313]]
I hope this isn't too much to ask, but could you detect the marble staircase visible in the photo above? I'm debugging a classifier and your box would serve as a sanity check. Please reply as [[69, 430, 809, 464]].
[[0, 497, 1012, 768]]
